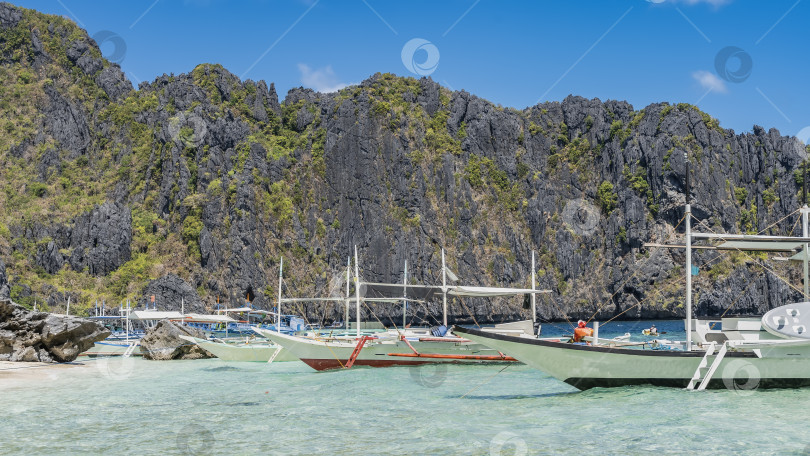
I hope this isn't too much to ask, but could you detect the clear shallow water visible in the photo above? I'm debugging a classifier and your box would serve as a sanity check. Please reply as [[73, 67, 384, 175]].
[[538, 319, 688, 341], [3, 320, 810, 456]]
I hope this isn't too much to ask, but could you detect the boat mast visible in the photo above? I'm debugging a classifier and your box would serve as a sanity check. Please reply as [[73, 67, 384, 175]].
[[277, 257, 283, 332], [531, 250, 536, 324], [345, 256, 350, 330], [125, 299, 130, 343], [685, 153, 693, 352], [403, 260, 408, 329], [803, 162, 809, 300], [354, 246, 361, 338], [442, 248, 448, 327]]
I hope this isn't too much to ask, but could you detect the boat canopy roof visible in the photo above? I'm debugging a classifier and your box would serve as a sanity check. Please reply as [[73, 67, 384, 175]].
[[449, 286, 551, 297], [130, 310, 184, 320], [183, 313, 236, 323], [280, 297, 346, 303], [716, 241, 804, 252], [789, 250, 810, 261], [361, 282, 550, 300], [363, 282, 440, 301]]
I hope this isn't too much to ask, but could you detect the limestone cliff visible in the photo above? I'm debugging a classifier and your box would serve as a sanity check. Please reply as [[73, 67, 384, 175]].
[[0, 2, 807, 326]]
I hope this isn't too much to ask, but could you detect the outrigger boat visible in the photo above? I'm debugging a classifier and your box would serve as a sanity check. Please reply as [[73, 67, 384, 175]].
[[456, 156, 810, 391], [258, 249, 548, 371], [80, 302, 152, 357], [177, 335, 298, 362]]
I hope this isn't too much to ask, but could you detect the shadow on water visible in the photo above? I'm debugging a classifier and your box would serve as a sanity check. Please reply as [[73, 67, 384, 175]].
[[203, 366, 241, 372], [227, 401, 261, 407], [456, 391, 580, 400]]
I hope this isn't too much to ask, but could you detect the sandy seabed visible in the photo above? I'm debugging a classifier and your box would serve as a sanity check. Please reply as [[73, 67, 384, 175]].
[[0, 360, 91, 388]]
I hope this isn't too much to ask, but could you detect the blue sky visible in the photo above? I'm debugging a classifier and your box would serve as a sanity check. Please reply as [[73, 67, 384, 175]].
[[12, 0, 810, 139]]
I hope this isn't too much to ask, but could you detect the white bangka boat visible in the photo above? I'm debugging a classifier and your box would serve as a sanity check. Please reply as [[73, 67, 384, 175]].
[[259, 248, 547, 371], [177, 335, 298, 362], [79, 302, 150, 358], [456, 157, 810, 391]]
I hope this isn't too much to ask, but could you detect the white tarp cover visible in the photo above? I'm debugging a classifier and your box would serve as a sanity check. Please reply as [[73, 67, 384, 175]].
[[448, 286, 550, 297], [183, 313, 236, 323], [279, 297, 347, 303], [130, 310, 184, 320], [789, 250, 810, 261], [362, 282, 549, 300], [716, 241, 803, 252]]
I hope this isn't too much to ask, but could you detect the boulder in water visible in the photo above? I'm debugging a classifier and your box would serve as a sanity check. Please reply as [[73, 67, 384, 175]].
[[139, 320, 214, 360], [0, 298, 110, 362]]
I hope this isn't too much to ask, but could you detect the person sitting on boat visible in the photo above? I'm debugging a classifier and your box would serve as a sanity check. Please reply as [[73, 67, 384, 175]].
[[649, 324, 658, 336], [572, 320, 593, 343]]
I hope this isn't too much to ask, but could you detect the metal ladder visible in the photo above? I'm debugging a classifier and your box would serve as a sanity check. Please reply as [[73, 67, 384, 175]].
[[266, 346, 283, 365], [687, 342, 728, 390], [122, 341, 139, 358], [345, 336, 372, 369]]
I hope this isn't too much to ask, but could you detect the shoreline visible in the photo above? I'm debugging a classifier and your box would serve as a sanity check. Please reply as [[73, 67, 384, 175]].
[[0, 360, 91, 386]]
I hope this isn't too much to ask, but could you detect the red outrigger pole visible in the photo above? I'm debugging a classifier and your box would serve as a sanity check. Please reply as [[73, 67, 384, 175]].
[[345, 335, 373, 368], [388, 335, 518, 361]]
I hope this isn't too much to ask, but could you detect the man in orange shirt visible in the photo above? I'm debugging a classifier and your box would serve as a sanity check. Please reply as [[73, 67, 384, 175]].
[[572, 320, 593, 343]]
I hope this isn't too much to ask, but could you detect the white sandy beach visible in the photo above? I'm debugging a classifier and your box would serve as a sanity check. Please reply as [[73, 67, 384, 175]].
[[0, 360, 91, 387]]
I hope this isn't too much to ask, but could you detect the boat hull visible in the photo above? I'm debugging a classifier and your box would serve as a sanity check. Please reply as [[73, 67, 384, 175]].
[[79, 341, 141, 357], [181, 336, 298, 362], [454, 326, 810, 390], [255, 328, 517, 371]]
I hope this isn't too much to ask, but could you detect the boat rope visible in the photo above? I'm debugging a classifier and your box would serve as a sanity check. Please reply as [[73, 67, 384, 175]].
[[711, 211, 803, 317], [756, 207, 801, 236], [316, 299, 331, 328], [409, 298, 443, 327], [693, 213, 805, 293], [691, 212, 808, 299], [719, 276, 759, 319], [585, 213, 686, 325], [543, 291, 576, 330], [288, 297, 347, 367], [455, 296, 482, 329], [598, 242, 736, 327], [459, 363, 512, 399], [537, 314, 578, 335], [278, 276, 349, 367], [601, 274, 682, 325], [590, 209, 764, 329], [361, 299, 397, 334], [323, 342, 347, 369]]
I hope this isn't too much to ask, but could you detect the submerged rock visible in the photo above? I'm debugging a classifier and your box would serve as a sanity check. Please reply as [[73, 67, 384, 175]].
[[0, 298, 110, 362], [139, 320, 214, 360]]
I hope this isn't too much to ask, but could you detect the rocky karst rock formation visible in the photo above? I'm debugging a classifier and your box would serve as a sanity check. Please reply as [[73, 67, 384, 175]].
[[0, 259, 10, 299], [138, 274, 205, 314], [1, 2, 808, 326], [0, 298, 110, 362], [139, 320, 213, 360], [26, 201, 133, 276]]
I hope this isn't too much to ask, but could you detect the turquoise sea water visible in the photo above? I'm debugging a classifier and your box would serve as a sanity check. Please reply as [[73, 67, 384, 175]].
[[3, 320, 810, 456]]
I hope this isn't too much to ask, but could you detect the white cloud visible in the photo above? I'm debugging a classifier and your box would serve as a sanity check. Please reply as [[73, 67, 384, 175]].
[[692, 70, 728, 94], [297, 64, 351, 93]]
